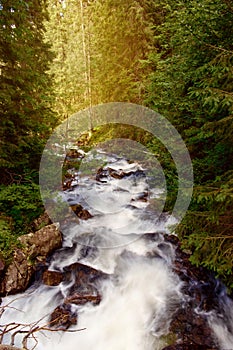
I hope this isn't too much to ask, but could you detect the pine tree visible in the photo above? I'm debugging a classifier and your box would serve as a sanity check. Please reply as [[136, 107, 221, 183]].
[[145, 0, 233, 289], [0, 0, 56, 183], [45, 0, 155, 118]]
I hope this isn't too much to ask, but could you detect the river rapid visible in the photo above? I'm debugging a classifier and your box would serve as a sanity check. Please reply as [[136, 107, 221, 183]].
[[1, 149, 233, 350]]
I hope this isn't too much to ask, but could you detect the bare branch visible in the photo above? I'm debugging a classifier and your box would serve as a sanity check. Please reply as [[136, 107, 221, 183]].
[[0, 303, 85, 350]]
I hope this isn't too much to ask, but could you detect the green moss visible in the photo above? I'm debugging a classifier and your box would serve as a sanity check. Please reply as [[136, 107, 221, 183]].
[[0, 217, 20, 265]]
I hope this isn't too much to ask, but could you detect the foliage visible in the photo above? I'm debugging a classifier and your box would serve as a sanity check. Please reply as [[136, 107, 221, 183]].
[[0, 217, 19, 263], [0, 1, 58, 260], [0, 0, 57, 183], [0, 0, 233, 294], [179, 173, 233, 288], [44, 0, 157, 118], [0, 183, 44, 235], [145, 0, 233, 289]]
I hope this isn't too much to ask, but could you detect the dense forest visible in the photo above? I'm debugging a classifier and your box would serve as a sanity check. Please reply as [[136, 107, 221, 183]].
[[0, 0, 233, 290]]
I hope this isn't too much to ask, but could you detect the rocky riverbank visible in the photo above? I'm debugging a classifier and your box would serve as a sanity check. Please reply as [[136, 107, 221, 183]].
[[0, 221, 62, 296], [0, 219, 222, 348], [0, 150, 229, 348]]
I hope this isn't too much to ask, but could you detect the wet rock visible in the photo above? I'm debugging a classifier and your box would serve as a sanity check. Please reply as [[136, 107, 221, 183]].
[[96, 166, 144, 181], [162, 234, 220, 349], [42, 270, 64, 286], [49, 263, 107, 329], [50, 304, 77, 329], [143, 232, 164, 242], [164, 234, 180, 245], [19, 224, 62, 259], [157, 242, 173, 256], [80, 244, 97, 259], [66, 149, 85, 159], [0, 345, 23, 350], [162, 345, 215, 350], [70, 204, 93, 220], [96, 167, 109, 182], [63, 262, 107, 293], [65, 292, 101, 306], [63, 179, 72, 191], [168, 306, 217, 348], [132, 191, 148, 202], [0, 224, 62, 296], [0, 248, 34, 296], [63, 173, 79, 191], [108, 167, 144, 179], [108, 168, 126, 179]]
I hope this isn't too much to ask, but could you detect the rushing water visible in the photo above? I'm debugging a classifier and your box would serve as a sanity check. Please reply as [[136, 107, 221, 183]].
[[1, 150, 233, 350]]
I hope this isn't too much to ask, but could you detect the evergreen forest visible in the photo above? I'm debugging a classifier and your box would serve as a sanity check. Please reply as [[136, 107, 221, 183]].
[[0, 0, 233, 290]]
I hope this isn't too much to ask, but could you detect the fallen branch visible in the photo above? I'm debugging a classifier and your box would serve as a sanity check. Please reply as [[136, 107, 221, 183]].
[[0, 303, 85, 350]]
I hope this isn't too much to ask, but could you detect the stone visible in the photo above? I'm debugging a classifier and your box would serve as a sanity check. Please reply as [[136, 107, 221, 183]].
[[63, 179, 72, 191], [0, 249, 34, 295], [0, 224, 62, 296], [50, 304, 77, 329], [66, 149, 85, 159], [70, 204, 93, 220], [108, 167, 144, 179], [63, 263, 106, 307], [49, 263, 107, 329], [64, 292, 101, 306], [32, 212, 51, 231], [162, 234, 220, 349], [0, 346, 23, 350], [143, 232, 164, 242], [19, 223, 62, 259], [64, 262, 107, 285], [162, 345, 215, 350], [108, 168, 125, 179], [42, 270, 64, 286], [132, 192, 148, 202], [96, 166, 144, 181], [96, 167, 109, 182]]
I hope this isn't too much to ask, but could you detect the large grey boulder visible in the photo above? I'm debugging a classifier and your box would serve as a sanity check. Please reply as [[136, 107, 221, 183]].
[[0, 224, 62, 296]]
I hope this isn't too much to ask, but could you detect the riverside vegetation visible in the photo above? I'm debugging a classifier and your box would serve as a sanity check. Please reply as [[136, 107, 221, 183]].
[[0, 0, 233, 292]]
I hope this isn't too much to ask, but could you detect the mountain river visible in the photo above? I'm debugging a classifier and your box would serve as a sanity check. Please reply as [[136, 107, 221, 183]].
[[1, 148, 233, 350]]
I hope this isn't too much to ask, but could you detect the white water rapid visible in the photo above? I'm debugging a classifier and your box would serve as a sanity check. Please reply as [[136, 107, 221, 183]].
[[1, 149, 233, 350]]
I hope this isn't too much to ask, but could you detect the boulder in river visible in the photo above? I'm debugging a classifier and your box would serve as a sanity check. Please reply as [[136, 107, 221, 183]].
[[162, 234, 220, 349], [50, 304, 77, 330], [63, 262, 107, 293], [161, 345, 216, 350], [42, 270, 64, 286], [64, 292, 101, 306], [49, 263, 107, 328], [0, 345, 23, 350], [66, 149, 85, 159], [70, 204, 93, 220], [96, 166, 145, 181]]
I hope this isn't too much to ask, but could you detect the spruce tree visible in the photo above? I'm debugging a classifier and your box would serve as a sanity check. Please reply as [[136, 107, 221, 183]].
[[145, 0, 233, 289], [0, 0, 56, 183], [45, 0, 155, 118]]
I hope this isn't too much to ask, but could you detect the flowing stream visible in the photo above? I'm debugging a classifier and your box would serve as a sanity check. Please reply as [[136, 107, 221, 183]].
[[1, 149, 233, 350]]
